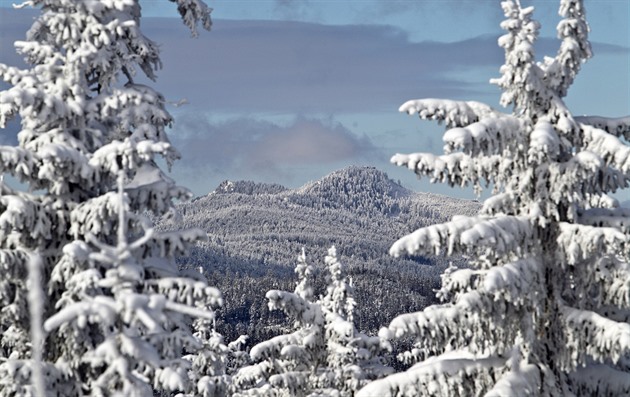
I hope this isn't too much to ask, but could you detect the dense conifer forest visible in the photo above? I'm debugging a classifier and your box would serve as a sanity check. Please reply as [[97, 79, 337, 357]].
[[158, 166, 479, 343]]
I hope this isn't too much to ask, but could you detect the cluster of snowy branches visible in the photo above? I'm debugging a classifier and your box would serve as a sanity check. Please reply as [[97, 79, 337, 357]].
[[358, 0, 630, 396]]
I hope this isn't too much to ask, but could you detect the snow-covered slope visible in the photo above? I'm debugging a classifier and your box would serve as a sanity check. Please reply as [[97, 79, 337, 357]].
[[160, 166, 479, 342]]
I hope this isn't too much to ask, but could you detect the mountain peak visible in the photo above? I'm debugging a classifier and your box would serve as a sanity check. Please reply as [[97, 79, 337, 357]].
[[300, 166, 411, 199], [290, 166, 412, 216]]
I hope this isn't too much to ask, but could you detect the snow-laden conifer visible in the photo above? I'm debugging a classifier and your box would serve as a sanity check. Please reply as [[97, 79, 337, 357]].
[[183, 308, 249, 396], [0, 0, 224, 394], [359, 1, 630, 396], [234, 247, 391, 396]]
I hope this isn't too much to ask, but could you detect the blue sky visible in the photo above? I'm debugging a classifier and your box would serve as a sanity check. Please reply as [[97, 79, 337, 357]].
[[1, 0, 629, 199]]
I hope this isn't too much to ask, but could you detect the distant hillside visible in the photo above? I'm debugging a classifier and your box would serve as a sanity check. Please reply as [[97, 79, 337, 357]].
[[159, 166, 479, 342]]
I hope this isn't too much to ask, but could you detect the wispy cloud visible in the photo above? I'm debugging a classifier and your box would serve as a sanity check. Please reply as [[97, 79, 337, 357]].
[[170, 114, 382, 178], [144, 18, 500, 113], [2, 9, 627, 115], [145, 18, 630, 114]]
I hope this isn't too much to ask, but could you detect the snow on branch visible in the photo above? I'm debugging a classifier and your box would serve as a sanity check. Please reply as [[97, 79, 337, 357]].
[[146, 228, 208, 259], [583, 125, 630, 174], [0, 195, 59, 247], [483, 257, 543, 304], [232, 360, 275, 392], [85, 334, 164, 393], [484, 345, 547, 397], [143, 277, 222, 308], [436, 267, 483, 300], [562, 305, 630, 366], [89, 139, 176, 177], [163, 298, 218, 321], [542, 0, 592, 98], [36, 143, 92, 195], [171, 0, 213, 37], [43, 296, 117, 332], [567, 255, 630, 311], [0, 67, 47, 127], [528, 120, 560, 163], [249, 331, 305, 362], [381, 291, 519, 358], [442, 114, 525, 157], [557, 223, 626, 265], [88, 84, 172, 138], [438, 257, 544, 306], [69, 192, 121, 239], [0, 249, 29, 277], [399, 99, 497, 128], [480, 192, 526, 217], [535, 150, 628, 211], [0, 359, 78, 397], [390, 152, 513, 192], [269, 371, 309, 395], [390, 215, 536, 259], [0, 146, 36, 181], [576, 115, 630, 141], [484, 363, 541, 396], [356, 351, 506, 397], [266, 290, 322, 326], [124, 164, 192, 215]]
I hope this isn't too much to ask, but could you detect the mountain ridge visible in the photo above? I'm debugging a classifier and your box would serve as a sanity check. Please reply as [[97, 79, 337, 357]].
[[206, 165, 473, 217], [163, 166, 480, 342]]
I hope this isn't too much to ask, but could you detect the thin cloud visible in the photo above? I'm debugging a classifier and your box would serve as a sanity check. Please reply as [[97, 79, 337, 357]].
[[273, 0, 319, 21], [2, 9, 627, 115], [142, 18, 498, 112], [144, 18, 630, 113], [170, 114, 382, 176]]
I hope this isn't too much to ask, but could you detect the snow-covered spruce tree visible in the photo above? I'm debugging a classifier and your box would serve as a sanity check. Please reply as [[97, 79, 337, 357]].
[[234, 247, 391, 396], [44, 174, 222, 395], [185, 310, 249, 396], [358, 1, 630, 396], [0, 0, 224, 395]]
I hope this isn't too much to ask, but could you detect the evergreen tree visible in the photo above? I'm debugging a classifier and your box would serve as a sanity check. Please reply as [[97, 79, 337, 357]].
[[359, 0, 630, 396], [185, 314, 249, 396], [0, 0, 223, 394], [234, 248, 391, 396]]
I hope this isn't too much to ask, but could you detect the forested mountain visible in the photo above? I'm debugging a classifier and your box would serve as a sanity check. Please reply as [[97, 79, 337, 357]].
[[158, 166, 479, 343]]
